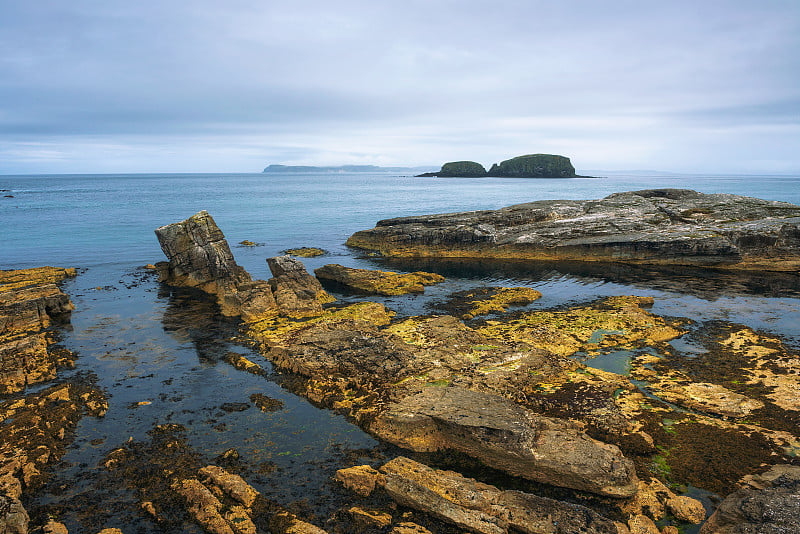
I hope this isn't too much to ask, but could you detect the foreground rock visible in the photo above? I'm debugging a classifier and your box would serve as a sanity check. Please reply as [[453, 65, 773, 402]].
[[347, 189, 800, 271], [699, 464, 800, 533], [314, 264, 444, 296], [0, 267, 76, 394], [155, 212, 332, 320], [371, 387, 638, 498], [379, 456, 624, 534]]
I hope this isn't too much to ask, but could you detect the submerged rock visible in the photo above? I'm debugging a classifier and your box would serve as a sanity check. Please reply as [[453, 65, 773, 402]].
[[371, 387, 638, 498], [347, 189, 800, 271], [314, 264, 444, 296], [379, 456, 624, 534]]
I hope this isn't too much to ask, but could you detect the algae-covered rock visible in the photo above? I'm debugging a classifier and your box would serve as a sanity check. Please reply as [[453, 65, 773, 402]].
[[372, 387, 638, 498], [487, 154, 576, 178], [436, 161, 487, 177], [314, 264, 444, 296], [0, 266, 77, 394]]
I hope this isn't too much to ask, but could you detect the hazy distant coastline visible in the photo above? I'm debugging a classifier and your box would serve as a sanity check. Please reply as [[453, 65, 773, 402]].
[[262, 164, 437, 173]]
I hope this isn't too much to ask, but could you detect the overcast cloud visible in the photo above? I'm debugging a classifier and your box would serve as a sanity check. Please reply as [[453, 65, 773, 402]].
[[1, 0, 798, 173]]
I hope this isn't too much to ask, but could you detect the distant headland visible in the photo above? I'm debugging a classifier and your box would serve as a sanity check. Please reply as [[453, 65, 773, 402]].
[[418, 154, 586, 178], [262, 164, 437, 174]]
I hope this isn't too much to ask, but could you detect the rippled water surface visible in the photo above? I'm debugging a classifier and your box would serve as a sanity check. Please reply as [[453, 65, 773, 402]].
[[2, 171, 799, 530]]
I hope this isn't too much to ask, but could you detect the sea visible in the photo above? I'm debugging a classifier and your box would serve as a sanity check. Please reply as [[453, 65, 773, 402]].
[[2, 171, 800, 531]]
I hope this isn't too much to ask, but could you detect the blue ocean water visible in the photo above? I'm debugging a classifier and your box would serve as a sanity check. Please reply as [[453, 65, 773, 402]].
[[2, 171, 799, 530]]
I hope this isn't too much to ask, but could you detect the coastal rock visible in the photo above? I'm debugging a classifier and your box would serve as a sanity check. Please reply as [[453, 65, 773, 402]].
[[155, 212, 333, 320], [666, 495, 706, 524], [334, 465, 384, 497], [267, 255, 334, 317], [0, 267, 76, 394], [699, 464, 800, 533], [649, 380, 764, 419], [155, 211, 277, 319], [379, 456, 623, 534], [346, 189, 800, 271], [314, 264, 444, 296], [0, 495, 28, 534], [371, 387, 638, 498], [486, 154, 576, 178]]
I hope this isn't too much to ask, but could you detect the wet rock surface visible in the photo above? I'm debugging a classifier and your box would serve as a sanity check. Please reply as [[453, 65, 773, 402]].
[[346, 189, 800, 271], [699, 465, 800, 533], [314, 264, 445, 296], [0, 267, 76, 394]]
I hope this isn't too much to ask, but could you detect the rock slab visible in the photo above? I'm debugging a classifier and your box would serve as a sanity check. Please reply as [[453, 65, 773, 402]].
[[380, 456, 624, 534], [347, 189, 800, 271], [371, 387, 638, 498]]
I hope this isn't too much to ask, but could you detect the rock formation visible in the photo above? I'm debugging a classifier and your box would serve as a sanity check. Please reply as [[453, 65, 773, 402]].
[[436, 161, 488, 177], [371, 387, 639, 498], [155, 212, 333, 320], [379, 456, 625, 534], [0, 267, 76, 394], [487, 154, 576, 178], [347, 189, 800, 271], [314, 264, 444, 295], [699, 464, 800, 533], [418, 154, 578, 178]]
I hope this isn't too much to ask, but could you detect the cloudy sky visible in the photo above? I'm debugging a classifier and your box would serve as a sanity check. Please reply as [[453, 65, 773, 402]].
[[1, 1, 798, 174]]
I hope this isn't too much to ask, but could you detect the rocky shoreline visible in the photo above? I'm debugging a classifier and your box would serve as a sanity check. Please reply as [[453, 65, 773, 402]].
[[346, 189, 800, 271], [3, 199, 799, 533]]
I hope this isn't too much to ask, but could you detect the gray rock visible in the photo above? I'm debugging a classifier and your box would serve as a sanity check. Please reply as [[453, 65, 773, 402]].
[[380, 456, 624, 534], [699, 464, 800, 533], [371, 387, 638, 498], [155, 212, 333, 320], [347, 189, 800, 271], [0, 494, 29, 534]]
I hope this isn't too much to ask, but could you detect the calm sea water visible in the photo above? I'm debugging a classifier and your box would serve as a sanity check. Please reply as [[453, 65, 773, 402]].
[[2, 171, 799, 530]]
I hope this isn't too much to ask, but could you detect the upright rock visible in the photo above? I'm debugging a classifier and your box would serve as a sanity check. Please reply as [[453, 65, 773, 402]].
[[267, 256, 334, 317], [371, 387, 638, 498], [155, 212, 332, 321]]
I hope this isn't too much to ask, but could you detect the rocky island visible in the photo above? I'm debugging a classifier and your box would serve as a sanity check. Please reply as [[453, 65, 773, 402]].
[[347, 189, 800, 271], [418, 154, 578, 178]]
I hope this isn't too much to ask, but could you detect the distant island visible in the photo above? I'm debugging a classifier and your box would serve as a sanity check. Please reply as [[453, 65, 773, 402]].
[[262, 164, 437, 173], [418, 154, 583, 178]]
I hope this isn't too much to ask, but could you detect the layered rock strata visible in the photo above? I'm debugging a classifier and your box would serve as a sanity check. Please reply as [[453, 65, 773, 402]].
[[379, 456, 625, 534], [371, 387, 638, 498], [314, 264, 444, 296], [0, 267, 76, 394], [347, 189, 800, 271], [154, 211, 332, 320]]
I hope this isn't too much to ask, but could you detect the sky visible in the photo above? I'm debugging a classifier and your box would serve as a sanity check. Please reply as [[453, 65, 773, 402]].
[[1, 0, 798, 174]]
